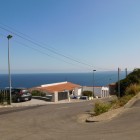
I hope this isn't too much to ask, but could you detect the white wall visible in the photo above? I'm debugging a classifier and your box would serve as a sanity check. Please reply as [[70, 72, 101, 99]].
[[73, 88, 82, 96], [101, 87, 109, 98], [94, 87, 102, 97], [82, 86, 109, 98]]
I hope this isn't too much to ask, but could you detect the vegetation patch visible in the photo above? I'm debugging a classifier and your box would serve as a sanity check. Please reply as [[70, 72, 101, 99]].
[[116, 68, 140, 97], [94, 84, 140, 116], [94, 101, 112, 116], [31, 90, 46, 97], [110, 95, 134, 109], [125, 84, 140, 96], [90, 69, 140, 118], [82, 91, 93, 97]]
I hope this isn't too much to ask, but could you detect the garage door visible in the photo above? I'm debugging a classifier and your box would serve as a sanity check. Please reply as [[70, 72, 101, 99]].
[[58, 92, 68, 101]]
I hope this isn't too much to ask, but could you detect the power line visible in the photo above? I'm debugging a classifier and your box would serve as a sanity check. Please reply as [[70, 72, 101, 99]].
[[0, 25, 94, 68], [14, 40, 84, 67], [0, 23, 96, 67], [0, 24, 122, 71], [0, 32, 106, 72], [0, 32, 78, 67]]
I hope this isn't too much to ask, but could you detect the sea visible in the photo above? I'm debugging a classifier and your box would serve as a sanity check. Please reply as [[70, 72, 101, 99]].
[[0, 71, 129, 88]]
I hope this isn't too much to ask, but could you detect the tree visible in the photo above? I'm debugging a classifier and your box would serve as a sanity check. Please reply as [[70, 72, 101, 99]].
[[82, 91, 93, 97]]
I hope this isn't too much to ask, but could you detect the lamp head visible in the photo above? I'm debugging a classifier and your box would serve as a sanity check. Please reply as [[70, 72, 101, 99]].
[[7, 35, 12, 39]]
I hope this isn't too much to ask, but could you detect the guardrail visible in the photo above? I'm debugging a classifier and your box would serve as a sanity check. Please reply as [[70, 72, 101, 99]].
[[0, 90, 10, 105]]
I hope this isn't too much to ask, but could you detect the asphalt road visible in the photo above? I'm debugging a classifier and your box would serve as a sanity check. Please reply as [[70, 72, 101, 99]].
[[0, 99, 140, 140]]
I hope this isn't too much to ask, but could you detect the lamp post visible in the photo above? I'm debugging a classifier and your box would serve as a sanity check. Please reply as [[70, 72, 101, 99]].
[[7, 35, 12, 105], [92, 70, 96, 97]]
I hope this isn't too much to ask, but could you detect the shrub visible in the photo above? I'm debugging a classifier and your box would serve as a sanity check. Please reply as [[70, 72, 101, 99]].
[[31, 90, 46, 97], [94, 101, 111, 116], [125, 84, 140, 96], [82, 91, 93, 97]]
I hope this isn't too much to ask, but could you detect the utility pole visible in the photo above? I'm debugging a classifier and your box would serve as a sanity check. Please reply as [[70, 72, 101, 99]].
[[118, 67, 121, 98], [92, 70, 96, 98], [125, 68, 127, 77]]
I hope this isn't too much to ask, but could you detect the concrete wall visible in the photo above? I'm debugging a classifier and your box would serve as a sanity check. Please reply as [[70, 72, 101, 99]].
[[52, 91, 58, 102]]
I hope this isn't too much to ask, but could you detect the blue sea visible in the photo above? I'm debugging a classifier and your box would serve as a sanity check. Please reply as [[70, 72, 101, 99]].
[[0, 71, 128, 88]]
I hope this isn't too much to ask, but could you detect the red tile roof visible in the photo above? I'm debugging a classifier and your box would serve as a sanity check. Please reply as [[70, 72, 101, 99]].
[[32, 82, 81, 93]]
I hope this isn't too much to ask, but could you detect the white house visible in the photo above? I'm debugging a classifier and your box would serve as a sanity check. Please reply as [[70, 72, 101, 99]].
[[31, 81, 81, 102]]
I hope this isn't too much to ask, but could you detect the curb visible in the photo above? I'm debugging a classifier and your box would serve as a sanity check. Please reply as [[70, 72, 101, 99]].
[[124, 92, 140, 108], [86, 107, 123, 122]]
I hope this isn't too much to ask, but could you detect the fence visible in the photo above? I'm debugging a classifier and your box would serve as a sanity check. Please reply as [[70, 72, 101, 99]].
[[0, 90, 10, 105]]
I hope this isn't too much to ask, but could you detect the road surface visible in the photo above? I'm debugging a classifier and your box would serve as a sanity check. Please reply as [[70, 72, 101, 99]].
[[0, 99, 140, 140]]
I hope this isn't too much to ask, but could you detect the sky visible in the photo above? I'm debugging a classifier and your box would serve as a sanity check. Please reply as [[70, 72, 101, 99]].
[[0, 0, 140, 73]]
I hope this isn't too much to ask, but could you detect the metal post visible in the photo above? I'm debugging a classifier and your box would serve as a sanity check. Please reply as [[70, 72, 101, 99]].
[[93, 70, 96, 98], [118, 68, 120, 98], [7, 35, 12, 105], [125, 68, 127, 77]]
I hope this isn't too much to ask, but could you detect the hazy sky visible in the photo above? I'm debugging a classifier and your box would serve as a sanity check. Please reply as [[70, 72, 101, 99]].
[[0, 0, 140, 73]]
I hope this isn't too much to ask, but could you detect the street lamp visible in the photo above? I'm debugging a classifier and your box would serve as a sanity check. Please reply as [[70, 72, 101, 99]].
[[7, 35, 12, 105], [92, 70, 96, 97]]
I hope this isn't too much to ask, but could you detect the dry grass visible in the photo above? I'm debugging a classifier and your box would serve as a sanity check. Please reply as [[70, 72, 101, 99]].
[[125, 84, 140, 96]]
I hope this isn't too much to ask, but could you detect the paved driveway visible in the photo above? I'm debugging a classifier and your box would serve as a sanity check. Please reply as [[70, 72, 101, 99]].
[[11, 98, 92, 107], [11, 98, 53, 107]]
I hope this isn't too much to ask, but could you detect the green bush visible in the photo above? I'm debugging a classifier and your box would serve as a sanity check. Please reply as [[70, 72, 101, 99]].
[[82, 91, 93, 97], [31, 90, 46, 97], [94, 101, 112, 116]]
